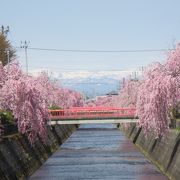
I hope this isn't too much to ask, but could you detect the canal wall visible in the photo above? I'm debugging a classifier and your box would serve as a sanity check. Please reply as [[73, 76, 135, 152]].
[[0, 124, 78, 180], [118, 123, 180, 180]]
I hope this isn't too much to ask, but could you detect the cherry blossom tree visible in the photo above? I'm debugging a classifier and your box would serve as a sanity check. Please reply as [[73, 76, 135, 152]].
[[91, 44, 180, 138], [0, 63, 49, 143], [91, 79, 140, 108], [137, 44, 180, 137], [35, 72, 59, 107], [0, 61, 84, 143], [114, 79, 140, 108], [55, 88, 84, 108], [95, 96, 113, 107], [137, 63, 168, 136]]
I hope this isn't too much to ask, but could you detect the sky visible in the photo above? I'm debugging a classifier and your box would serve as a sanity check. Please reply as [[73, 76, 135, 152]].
[[1, 0, 180, 74]]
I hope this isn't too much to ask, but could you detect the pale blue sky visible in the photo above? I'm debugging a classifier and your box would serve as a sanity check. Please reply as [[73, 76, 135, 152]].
[[1, 0, 180, 72]]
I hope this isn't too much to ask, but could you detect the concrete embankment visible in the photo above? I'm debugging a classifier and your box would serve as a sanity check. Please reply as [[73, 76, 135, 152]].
[[0, 124, 77, 180], [119, 123, 180, 180]]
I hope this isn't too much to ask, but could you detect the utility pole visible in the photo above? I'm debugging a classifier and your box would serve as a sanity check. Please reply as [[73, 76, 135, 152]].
[[1, 25, 9, 36], [134, 71, 137, 80], [1, 26, 10, 67], [7, 50, 10, 69], [141, 66, 144, 74], [6, 50, 10, 63], [122, 77, 125, 89], [21, 41, 30, 74]]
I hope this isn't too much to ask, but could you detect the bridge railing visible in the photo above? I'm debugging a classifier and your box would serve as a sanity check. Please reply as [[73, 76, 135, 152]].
[[49, 107, 136, 120]]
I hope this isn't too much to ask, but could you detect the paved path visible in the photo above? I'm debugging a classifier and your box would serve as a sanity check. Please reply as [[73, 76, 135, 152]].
[[30, 124, 168, 180]]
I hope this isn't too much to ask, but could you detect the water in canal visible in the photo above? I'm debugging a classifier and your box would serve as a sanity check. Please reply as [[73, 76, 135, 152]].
[[30, 124, 168, 180]]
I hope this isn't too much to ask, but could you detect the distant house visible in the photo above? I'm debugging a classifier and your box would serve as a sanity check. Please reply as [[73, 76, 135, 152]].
[[95, 95, 107, 101], [106, 91, 118, 96]]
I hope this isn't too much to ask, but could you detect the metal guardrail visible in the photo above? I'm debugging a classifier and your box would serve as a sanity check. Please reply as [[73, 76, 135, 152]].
[[49, 107, 137, 123]]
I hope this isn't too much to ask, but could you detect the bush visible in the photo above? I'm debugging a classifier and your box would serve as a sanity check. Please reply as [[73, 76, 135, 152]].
[[49, 105, 62, 110], [0, 110, 14, 124]]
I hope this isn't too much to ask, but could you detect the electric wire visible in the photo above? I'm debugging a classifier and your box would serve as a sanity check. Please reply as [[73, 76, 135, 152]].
[[14, 46, 174, 53]]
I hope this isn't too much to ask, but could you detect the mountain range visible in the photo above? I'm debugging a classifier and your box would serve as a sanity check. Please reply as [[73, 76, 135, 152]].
[[30, 69, 140, 98]]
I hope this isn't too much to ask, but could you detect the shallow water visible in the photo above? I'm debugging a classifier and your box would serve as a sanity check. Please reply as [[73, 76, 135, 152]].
[[30, 124, 168, 180]]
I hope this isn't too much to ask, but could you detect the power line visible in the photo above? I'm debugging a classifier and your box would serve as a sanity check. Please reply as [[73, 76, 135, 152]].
[[21, 65, 137, 72], [14, 46, 174, 53]]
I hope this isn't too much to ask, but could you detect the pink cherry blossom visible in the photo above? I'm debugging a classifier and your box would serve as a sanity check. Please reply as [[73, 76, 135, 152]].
[[0, 61, 84, 143]]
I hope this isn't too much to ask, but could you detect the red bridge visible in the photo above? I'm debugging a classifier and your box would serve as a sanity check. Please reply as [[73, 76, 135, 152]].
[[49, 107, 138, 124]]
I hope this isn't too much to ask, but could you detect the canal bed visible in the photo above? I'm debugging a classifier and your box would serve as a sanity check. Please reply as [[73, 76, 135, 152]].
[[30, 124, 168, 180]]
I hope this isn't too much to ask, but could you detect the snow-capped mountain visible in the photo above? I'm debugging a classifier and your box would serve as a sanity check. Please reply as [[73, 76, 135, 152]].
[[54, 71, 130, 98], [30, 69, 141, 98], [60, 77, 120, 98]]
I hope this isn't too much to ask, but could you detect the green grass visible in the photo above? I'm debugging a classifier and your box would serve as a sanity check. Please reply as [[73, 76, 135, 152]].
[[175, 127, 180, 131]]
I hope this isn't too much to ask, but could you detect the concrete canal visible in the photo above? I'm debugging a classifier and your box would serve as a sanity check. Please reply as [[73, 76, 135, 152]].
[[30, 124, 168, 180]]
